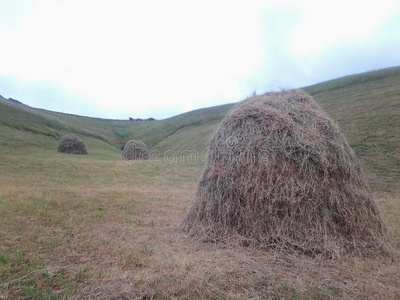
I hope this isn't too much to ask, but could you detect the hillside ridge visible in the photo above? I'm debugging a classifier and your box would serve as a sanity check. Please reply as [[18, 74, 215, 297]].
[[1, 65, 399, 190]]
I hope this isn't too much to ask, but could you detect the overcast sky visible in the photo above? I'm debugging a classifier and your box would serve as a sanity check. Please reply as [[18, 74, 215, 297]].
[[1, 0, 400, 119]]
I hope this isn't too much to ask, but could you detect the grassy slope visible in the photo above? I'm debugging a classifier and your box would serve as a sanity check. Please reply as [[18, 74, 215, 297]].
[[0, 97, 233, 151], [0, 66, 399, 175], [2, 66, 399, 189]]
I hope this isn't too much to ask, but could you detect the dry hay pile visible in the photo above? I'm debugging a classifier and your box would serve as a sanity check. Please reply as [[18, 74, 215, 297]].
[[181, 89, 390, 257], [122, 140, 149, 161], [58, 134, 88, 155]]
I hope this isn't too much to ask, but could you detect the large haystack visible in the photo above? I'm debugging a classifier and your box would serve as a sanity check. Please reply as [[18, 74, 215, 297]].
[[181, 89, 390, 257], [58, 134, 88, 155], [122, 140, 149, 161]]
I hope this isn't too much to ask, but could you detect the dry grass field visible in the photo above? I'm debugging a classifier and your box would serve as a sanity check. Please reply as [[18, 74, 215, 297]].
[[0, 144, 399, 299], [1, 67, 400, 299]]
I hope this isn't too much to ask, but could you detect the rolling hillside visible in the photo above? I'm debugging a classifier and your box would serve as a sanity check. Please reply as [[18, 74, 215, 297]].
[[0, 66, 399, 190], [0, 95, 233, 153]]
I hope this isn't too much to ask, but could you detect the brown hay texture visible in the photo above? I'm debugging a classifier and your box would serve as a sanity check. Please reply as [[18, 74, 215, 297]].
[[122, 140, 149, 161], [58, 134, 88, 155], [181, 89, 390, 257]]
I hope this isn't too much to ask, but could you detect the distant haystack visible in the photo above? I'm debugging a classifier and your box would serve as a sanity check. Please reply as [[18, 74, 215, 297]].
[[58, 134, 88, 155], [122, 140, 149, 161], [181, 89, 390, 257]]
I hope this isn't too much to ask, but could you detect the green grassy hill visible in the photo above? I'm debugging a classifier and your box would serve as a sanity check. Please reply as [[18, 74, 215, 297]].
[[0, 95, 233, 154], [1, 66, 399, 190]]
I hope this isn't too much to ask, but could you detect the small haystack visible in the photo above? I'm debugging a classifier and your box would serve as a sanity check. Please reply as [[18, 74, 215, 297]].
[[58, 134, 88, 155], [122, 140, 149, 161], [181, 89, 390, 257]]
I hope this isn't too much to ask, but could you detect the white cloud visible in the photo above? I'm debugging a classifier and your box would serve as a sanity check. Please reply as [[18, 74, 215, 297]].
[[0, 0, 399, 118], [0, 0, 266, 115], [288, 0, 400, 57]]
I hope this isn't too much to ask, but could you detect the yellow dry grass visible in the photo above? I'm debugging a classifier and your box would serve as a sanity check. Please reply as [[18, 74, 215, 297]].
[[0, 149, 399, 299]]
